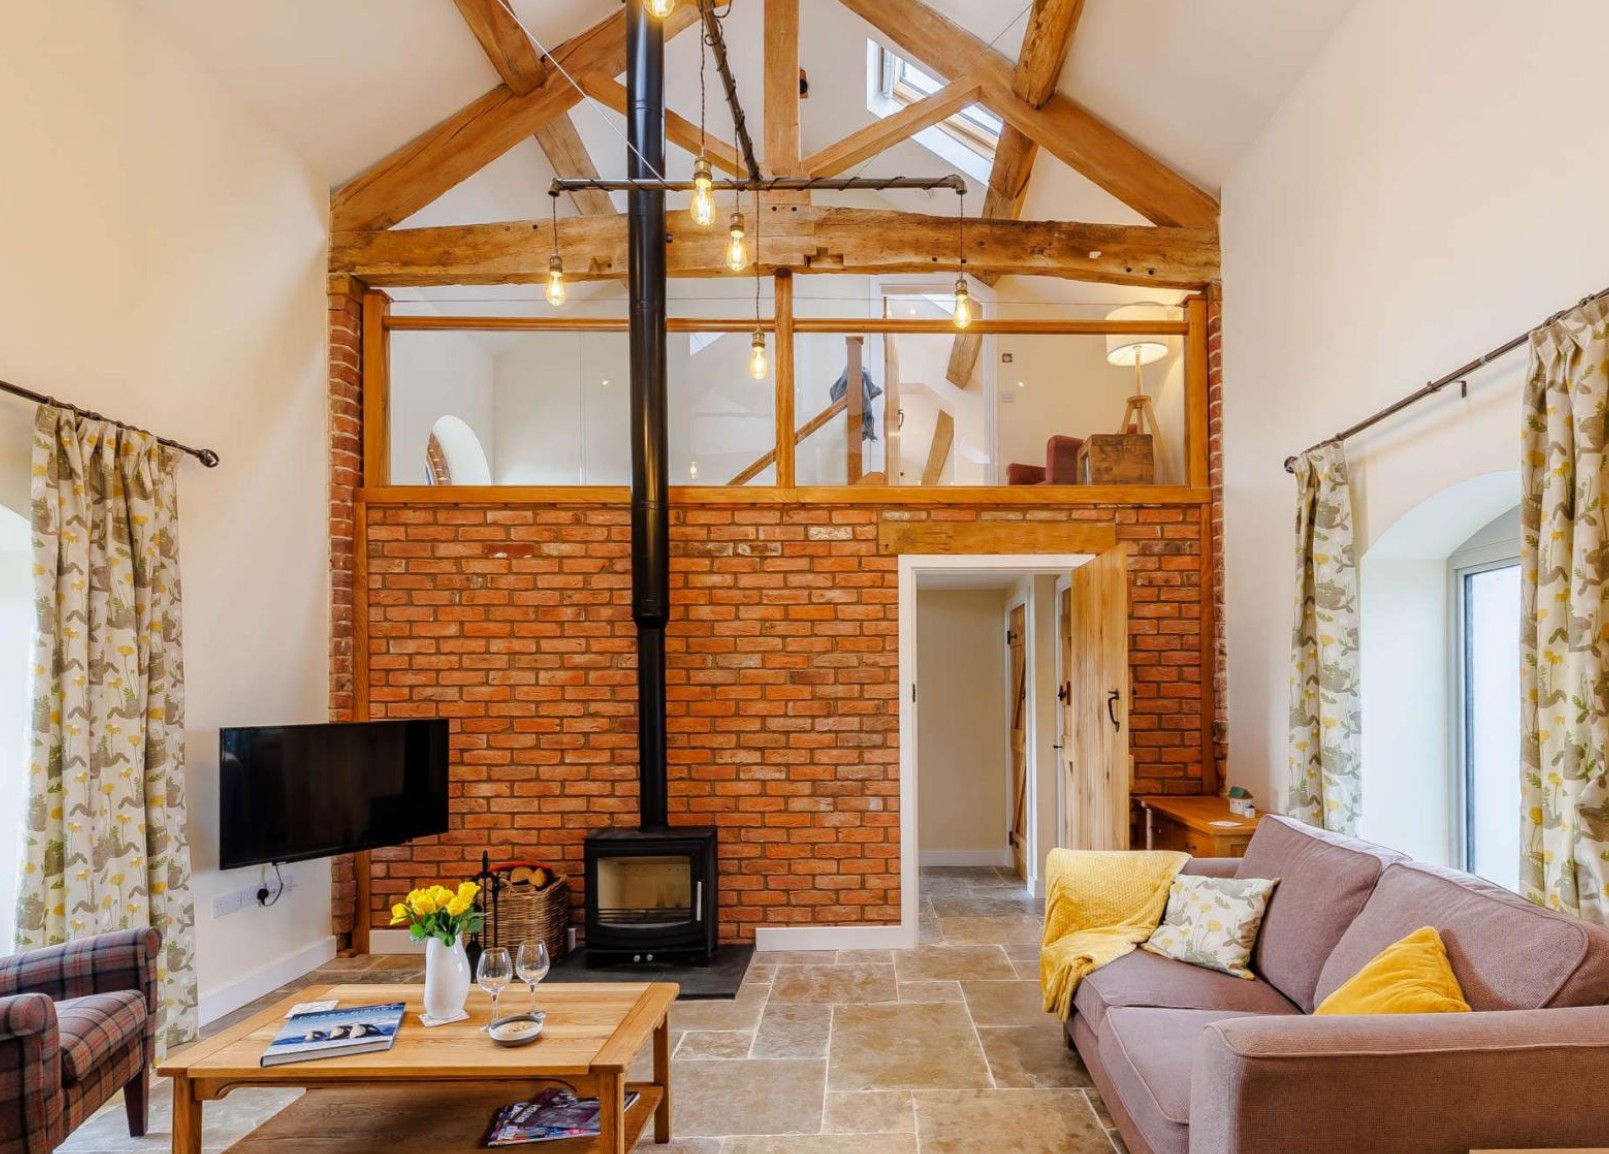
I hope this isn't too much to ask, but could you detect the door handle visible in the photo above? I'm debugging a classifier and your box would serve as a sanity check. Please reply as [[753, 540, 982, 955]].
[[1106, 689, 1121, 731]]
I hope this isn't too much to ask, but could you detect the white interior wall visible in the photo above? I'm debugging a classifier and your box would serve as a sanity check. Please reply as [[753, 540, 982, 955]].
[[0, 3, 333, 1014], [1220, 0, 1609, 820], [915, 588, 1009, 863], [389, 331, 495, 485]]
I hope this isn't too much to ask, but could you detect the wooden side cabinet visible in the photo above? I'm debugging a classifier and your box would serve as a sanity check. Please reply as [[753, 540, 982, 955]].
[[1136, 795, 1262, 858]]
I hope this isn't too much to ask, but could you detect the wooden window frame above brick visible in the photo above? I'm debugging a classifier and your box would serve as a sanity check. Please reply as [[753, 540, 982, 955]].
[[361, 287, 1213, 506]]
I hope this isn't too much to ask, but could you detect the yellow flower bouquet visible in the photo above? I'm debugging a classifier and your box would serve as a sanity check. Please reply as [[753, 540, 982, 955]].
[[390, 881, 485, 946]]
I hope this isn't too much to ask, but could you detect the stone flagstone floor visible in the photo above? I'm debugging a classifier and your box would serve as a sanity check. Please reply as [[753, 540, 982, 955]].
[[62, 867, 1126, 1154]]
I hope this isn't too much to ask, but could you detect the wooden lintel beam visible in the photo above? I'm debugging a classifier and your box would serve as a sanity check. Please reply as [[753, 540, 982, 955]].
[[577, 74, 744, 177], [331, 208, 1220, 289], [802, 79, 982, 178], [333, 6, 697, 231], [836, 0, 1216, 228], [764, 0, 802, 177]]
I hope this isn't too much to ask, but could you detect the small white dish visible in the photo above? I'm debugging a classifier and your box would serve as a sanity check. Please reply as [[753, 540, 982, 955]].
[[488, 1012, 546, 1047]]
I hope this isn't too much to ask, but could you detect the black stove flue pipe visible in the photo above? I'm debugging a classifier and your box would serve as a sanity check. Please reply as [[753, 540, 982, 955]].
[[626, 0, 670, 832]]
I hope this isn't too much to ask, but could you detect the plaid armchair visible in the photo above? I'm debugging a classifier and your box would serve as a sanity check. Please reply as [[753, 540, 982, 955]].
[[0, 929, 160, 1154]]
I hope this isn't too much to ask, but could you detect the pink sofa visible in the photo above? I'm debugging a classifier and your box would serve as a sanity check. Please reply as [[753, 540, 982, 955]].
[[1067, 816, 1609, 1154]]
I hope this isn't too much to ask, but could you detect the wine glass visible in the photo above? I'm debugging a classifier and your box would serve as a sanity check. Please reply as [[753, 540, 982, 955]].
[[516, 941, 550, 1014], [477, 947, 513, 1027]]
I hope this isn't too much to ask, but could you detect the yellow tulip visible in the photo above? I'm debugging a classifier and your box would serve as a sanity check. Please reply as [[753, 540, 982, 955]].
[[390, 903, 410, 925], [457, 881, 479, 903], [446, 896, 471, 917], [412, 893, 437, 916]]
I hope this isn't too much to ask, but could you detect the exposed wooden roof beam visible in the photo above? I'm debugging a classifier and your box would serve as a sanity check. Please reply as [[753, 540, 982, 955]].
[[451, 0, 612, 217], [835, 0, 1216, 228], [950, 1, 1084, 384], [764, 0, 802, 177], [576, 75, 744, 176], [802, 78, 983, 178], [1013, 0, 1084, 108], [332, 5, 697, 231], [331, 209, 1219, 288], [452, 0, 546, 94]]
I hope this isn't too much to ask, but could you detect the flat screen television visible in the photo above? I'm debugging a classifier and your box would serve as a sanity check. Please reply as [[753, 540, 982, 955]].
[[219, 719, 450, 870]]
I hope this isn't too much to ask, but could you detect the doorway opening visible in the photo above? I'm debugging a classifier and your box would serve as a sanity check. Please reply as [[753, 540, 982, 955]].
[[899, 549, 1130, 944]]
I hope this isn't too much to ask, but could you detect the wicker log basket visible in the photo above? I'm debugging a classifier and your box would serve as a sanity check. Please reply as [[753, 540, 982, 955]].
[[473, 855, 569, 964]]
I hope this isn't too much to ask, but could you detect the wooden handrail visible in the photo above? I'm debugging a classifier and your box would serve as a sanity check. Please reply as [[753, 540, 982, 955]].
[[728, 395, 849, 485]]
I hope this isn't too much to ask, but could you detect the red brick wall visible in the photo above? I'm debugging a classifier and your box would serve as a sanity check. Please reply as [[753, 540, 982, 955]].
[[1206, 284, 1228, 786], [327, 281, 363, 939], [344, 500, 1209, 941]]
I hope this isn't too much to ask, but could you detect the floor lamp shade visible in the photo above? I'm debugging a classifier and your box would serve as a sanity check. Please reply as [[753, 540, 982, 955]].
[[1105, 302, 1171, 367]]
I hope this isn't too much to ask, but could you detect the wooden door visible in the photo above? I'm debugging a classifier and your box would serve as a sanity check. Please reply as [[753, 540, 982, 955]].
[[1061, 545, 1130, 850], [1007, 603, 1028, 880]]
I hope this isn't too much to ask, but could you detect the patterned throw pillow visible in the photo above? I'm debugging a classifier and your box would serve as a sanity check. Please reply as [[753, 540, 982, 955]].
[[1141, 875, 1278, 979]]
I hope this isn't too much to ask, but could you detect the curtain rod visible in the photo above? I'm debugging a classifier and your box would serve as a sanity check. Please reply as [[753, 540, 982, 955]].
[[1282, 283, 1609, 474], [0, 378, 220, 467]]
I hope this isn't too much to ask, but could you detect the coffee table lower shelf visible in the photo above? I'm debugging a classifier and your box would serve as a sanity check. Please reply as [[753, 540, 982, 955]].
[[222, 1082, 667, 1153]]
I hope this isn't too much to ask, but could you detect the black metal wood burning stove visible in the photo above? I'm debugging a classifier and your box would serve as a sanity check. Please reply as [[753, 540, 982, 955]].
[[584, 828, 718, 965], [581, 2, 719, 968]]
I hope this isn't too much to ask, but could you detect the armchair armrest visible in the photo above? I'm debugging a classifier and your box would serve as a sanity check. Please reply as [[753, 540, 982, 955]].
[[1190, 1006, 1609, 1154], [0, 993, 63, 1154], [1180, 857, 1240, 879], [0, 929, 160, 1014]]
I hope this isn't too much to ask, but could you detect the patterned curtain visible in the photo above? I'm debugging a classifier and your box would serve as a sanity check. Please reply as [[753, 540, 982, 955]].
[[16, 406, 198, 1050], [1521, 296, 1609, 925], [1287, 441, 1362, 834]]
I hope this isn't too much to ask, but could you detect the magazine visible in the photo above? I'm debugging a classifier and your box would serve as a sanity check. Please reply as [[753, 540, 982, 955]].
[[260, 1002, 405, 1067], [485, 1087, 642, 1147]]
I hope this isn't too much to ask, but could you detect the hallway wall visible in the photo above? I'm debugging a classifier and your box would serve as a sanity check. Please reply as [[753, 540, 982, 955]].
[[915, 588, 1010, 864]]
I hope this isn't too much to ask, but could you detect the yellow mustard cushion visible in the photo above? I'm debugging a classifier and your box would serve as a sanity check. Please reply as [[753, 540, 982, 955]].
[[1314, 926, 1472, 1016]]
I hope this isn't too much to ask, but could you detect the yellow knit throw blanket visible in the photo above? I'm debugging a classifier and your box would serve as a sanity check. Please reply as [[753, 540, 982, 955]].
[[1040, 848, 1188, 1020]]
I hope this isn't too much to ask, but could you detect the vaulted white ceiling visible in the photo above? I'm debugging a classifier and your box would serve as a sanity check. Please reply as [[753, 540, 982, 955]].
[[133, 0, 1357, 233]]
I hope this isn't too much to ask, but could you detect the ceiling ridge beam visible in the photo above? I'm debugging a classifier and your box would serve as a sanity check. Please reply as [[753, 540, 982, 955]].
[[331, 209, 1219, 288], [802, 77, 983, 178], [332, 5, 697, 231], [834, 0, 1216, 228]]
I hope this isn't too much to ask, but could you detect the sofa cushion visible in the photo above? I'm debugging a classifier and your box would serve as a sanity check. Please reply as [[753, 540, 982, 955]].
[[55, 991, 146, 1087], [1315, 862, 1609, 1010], [1235, 815, 1406, 1010], [1099, 1007, 1266, 1154], [1073, 947, 1300, 1036]]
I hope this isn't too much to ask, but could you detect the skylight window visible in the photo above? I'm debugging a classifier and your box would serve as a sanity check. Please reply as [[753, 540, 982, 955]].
[[874, 45, 1001, 161]]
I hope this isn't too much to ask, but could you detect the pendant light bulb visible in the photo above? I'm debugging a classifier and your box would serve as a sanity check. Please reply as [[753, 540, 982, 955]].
[[646, 0, 676, 18], [546, 253, 567, 307], [691, 156, 716, 227], [726, 211, 748, 272], [952, 277, 974, 330], [748, 329, 769, 380]]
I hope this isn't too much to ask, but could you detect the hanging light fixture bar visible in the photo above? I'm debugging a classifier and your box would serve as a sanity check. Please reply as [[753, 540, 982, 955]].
[[550, 175, 967, 194], [697, 0, 760, 181]]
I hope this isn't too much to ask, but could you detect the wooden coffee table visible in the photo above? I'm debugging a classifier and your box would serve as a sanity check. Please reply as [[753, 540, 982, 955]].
[[157, 982, 677, 1154]]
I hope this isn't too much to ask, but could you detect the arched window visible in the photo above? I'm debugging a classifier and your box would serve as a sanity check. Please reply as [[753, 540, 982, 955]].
[[426, 415, 491, 486]]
